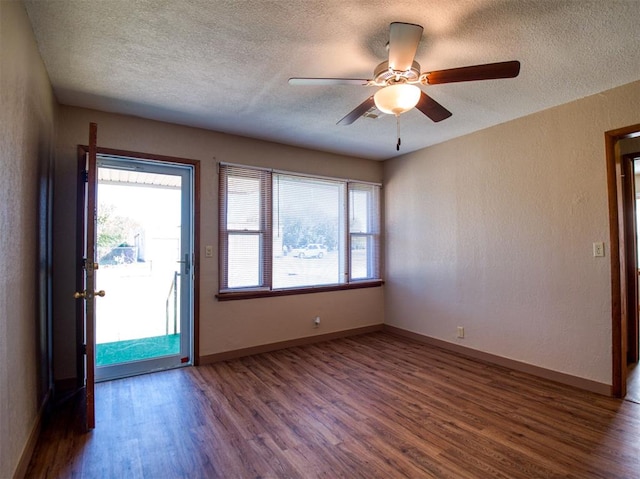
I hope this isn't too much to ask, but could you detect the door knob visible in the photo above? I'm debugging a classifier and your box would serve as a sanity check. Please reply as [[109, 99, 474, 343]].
[[74, 290, 106, 299]]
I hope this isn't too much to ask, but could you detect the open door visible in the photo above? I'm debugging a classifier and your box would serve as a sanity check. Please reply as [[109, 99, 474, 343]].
[[622, 154, 639, 365], [75, 122, 100, 430]]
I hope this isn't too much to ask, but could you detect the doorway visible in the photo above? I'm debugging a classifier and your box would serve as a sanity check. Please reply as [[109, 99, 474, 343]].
[[94, 154, 195, 381], [625, 151, 640, 403], [606, 124, 640, 398]]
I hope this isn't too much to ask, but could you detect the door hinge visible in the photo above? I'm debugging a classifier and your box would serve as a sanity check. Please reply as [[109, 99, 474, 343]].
[[81, 170, 89, 182], [82, 344, 87, 355]]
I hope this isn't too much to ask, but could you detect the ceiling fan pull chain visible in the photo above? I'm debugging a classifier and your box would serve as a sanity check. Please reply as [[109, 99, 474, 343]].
[[396, 115, 401, 151]]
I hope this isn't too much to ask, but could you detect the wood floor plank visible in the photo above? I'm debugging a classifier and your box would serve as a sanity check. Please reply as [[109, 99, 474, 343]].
[[26, 332, 640, 478]]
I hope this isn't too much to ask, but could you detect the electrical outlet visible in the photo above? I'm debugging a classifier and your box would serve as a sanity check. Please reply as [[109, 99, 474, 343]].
[[457, 326, 464, 339], [205, 245, 213, 258], [314, 316, 320, 328]]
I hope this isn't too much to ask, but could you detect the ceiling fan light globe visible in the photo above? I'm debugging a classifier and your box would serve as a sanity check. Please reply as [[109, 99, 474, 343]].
[[374, 84, 421, 115]]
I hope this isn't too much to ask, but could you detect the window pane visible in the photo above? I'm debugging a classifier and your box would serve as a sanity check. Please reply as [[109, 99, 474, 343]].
[[350, 235, 369, 279], [350, 188, 370, 233], [227, 234, 261, 288], [272, 175, 344, 289], [227, 176, 260, 230]]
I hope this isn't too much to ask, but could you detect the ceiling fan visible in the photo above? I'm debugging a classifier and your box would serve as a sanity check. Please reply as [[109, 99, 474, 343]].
[[289, 22, 520, 149]]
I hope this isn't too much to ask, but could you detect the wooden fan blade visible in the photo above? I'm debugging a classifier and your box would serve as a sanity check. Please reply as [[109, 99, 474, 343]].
[[289, 78, 371, 86], [388, 22, 423, 72], [424, 61, 521, 85], [337, 96, 375, 125], [416, 91, 452, 122]]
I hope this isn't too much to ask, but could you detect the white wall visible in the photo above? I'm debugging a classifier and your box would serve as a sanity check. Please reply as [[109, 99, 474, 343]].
[[0, 1, 56, 477], [384, 80, 640, 386], [53, 106, 385, 380]]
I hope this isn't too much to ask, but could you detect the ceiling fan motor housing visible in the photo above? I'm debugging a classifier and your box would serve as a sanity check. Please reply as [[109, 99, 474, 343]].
[[374, 60, 421, 85]]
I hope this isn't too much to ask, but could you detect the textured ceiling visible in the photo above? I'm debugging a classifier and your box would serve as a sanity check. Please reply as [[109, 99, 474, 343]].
[[23, 0, 640, 160]]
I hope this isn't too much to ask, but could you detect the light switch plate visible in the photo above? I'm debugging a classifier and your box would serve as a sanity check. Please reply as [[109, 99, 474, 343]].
[[593, 242, 605, 257]]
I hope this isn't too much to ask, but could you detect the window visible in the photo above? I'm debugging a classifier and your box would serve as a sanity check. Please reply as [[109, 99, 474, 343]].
[[219, 165, 271, 290], [219, 164, 381, 297], [349, 183, 380, 281]]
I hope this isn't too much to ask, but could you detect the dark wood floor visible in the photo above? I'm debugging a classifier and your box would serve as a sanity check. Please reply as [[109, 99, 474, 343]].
[[27, 333, 640, 478]]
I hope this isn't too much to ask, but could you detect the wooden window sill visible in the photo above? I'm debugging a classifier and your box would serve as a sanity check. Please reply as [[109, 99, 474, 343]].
[[216, 280, 384, 301]]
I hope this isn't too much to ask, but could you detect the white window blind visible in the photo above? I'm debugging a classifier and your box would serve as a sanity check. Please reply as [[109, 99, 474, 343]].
[[272, 174, 345, 289], [219, 165, 271, 290]]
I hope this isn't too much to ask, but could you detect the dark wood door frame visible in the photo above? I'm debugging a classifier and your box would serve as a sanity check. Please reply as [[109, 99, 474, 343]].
[[606, 123, 640, 398]]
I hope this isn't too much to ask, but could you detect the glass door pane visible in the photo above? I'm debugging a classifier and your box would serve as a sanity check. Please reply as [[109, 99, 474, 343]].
[[94, 156, 192, 381]]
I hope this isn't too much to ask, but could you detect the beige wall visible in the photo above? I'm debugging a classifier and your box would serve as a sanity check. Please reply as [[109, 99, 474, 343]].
[[4, 0, 639, 472], [0, 1, 56, 477], [384, 80, 640, 387], [54, 106, 385, 380]]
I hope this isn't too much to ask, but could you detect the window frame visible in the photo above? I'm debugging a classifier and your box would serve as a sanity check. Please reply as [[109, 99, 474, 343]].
[[217, 163, 383, 301], [219, 165, 272, 291], [348, 182, 381, 282]]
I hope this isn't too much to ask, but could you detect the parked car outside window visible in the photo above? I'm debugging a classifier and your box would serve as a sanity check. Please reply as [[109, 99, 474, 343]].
[[291, 244, 328, 259]]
